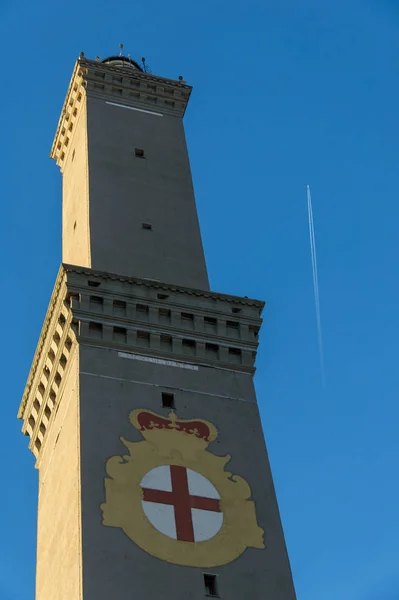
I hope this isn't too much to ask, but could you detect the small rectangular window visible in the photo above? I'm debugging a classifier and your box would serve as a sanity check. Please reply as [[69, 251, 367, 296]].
[[113, 326, 127, 343], [204, 316, 217, 333], [137, 331, 150, 347], [205, 343, 219, 359], [159, 308, 171, 324], [226, 320, 239, 329], [142, 222, 152, 230], [232, 307, 241, 314], [204, 316, 217, 326], [89, 322, 103, 339], [160, 334, 173, 350], [113, 299, 127, 315], [157, 293, 169, 300], [229, 347, 241, 356], [249, 325, 259, 338], [228, 347, 242, 364], [203, 574, 218, 597], [88, 280, 101, 287], [137, 303, 149, 313], [90, 295, 103, 306], [135, 147, 145, 158], [181, 312, 194, 321], [182, 338, 196, 355], [161, 392, 175, 409]]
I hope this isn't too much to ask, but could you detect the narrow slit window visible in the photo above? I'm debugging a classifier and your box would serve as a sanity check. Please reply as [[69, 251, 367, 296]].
[[142, 222, 152, 230], [135, 147, 145, 158], [203, 574, 218, 597], [161, 392, 175, 409]]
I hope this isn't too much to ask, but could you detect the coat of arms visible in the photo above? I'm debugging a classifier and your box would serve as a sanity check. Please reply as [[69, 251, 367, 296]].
[[101, 409, 264, 567]]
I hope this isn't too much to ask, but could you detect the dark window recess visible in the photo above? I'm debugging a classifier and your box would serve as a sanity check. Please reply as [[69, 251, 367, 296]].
[[137, 303, 149, 313], [182, 338, 196, 355], [232, 307, 241, 314], [181, 312, 194, 321], [249, 326, 259, 338], [48, 349, 55, 363], [65, 337, 72, 351], [159, 308, 171, 322], [229, 347, 242, 356], [204, 574, 219, 597], [89, 322, 103, 338], [204, 316, 217, 326], [135, 147, 145, 158], [160, 334, 173, 350], [113, 326, 127, 342], [113, 299, 126, 310], [161, 392, 175, 409], [60, 354, 67, 368], [206, 343, 219, 353], [142, 222, 152, 230], [137, 331, 150, 340], [44, 406, 51, 419], [182, 339, 196, 348], [157, 293, 169, 300], [90, 295, 103, 305], [88, 280, 101, 287], [59, 313, 66, 325], [226, 320, 239, 329]]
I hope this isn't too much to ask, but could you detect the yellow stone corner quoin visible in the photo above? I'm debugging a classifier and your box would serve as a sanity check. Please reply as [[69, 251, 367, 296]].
[[101, 409, 265, 567]]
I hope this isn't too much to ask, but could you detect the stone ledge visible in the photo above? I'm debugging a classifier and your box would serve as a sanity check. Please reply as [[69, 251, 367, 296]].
[[18, 264, 265, 462]]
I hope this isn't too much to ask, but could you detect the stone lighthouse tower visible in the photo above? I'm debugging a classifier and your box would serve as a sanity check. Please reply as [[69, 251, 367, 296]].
[[18, 52, 297, 600]]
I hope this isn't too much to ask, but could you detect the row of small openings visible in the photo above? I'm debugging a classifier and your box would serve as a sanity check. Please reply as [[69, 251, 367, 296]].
[[87, 279, 248, 317], [90, 294, 245, 331], [89, 297, 250, 338], [88, 321, 243, 362], [29, 383, 57, 447]]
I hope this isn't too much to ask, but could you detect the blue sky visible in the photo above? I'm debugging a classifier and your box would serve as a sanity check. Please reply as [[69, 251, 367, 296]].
[[1, 0, 399, 598]]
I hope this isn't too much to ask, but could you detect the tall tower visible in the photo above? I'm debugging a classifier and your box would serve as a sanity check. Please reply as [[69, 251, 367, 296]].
[[18, 52, 297, 599]]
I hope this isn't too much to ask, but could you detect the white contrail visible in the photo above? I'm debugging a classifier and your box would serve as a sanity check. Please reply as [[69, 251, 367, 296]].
[[307, 185, 326, 387]]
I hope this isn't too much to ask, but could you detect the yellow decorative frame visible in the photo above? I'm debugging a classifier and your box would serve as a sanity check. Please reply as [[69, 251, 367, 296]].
[[101, 410, 264, 567]]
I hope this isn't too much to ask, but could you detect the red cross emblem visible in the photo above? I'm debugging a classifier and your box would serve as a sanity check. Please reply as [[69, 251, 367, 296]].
[[140, 465, 223, 542]]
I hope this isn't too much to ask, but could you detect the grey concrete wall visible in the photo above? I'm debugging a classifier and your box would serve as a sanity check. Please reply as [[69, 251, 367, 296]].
[[85, 96, 209, 290], [78, 343, 296, 600]]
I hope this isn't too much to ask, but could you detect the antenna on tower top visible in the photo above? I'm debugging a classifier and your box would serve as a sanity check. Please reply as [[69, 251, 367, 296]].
[[119, 43, 124, 57]]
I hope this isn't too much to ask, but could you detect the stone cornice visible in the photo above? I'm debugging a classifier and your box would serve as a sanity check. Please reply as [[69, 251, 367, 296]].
[[63, 264, 265, 310], [50, 56, 193, 170], [19, 263, 265, 463], [18, 265, 67, 420]]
